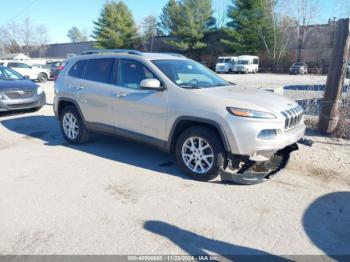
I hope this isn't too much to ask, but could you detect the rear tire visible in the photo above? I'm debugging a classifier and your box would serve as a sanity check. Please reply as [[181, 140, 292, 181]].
[[38, 73, 48, 83], [175, 126, 226, 182], [60, 106, 89, 144]]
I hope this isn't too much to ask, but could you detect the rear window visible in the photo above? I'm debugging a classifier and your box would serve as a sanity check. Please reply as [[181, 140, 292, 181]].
[[84, 58, 114, 84], [68, 60, 87, 78]]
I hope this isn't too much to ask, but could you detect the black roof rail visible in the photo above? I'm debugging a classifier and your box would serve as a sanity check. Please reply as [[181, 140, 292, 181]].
[[80, 49, 143, 56]]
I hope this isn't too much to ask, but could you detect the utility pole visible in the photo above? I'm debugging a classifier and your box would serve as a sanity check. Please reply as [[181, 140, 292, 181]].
[[319, 18, 350, 134]]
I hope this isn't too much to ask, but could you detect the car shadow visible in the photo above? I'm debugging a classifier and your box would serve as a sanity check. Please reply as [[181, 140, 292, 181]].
[[0, 108, 38, 118], [0, 115, 189, 180], [143, 220, 291, 261], [303, 192, 350, 261]]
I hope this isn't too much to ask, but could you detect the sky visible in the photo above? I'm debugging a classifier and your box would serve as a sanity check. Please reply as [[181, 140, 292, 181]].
[[0, 0, 348, 44]]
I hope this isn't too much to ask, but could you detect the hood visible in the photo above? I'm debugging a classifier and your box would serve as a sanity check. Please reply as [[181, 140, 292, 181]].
[[0, 79, 39, 91], [193, 85, 298, 114]]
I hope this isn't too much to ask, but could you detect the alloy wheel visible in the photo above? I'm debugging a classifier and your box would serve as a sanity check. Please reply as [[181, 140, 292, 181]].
[[62, 113, 79, 140], [181, 137, 214, 174]]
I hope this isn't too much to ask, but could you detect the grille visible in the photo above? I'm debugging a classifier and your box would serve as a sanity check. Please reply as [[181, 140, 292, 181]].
[[5, 90, 34, 99], [281, 105, 304, 130], [7, 102, 38, 109]]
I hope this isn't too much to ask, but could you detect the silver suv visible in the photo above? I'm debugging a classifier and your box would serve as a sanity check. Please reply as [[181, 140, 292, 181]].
[[54, 50, 305, 181]]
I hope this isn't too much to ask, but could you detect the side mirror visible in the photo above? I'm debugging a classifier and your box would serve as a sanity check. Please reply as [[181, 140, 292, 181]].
[[24, 75, 30, 80], [140, 79, 163, 90]]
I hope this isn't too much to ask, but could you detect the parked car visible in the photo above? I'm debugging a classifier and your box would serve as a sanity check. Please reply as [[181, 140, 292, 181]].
[[0, 66, 46, 112], [0, 61, 50, 82], [215, 56, 237, 74], [54, 50, 305, 182], [32, 64, 50, 69], [289, 62, 308, 75], [234, 55, 259, 73], [48, 61, 66, 80]]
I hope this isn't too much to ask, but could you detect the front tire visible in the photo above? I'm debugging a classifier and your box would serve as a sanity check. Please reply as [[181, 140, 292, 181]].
[[60, 106, 89, 144], [175, 126, 226, 181]]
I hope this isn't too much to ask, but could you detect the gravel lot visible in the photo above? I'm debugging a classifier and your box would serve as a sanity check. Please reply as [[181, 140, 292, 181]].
[[0, 75, 349, 258]]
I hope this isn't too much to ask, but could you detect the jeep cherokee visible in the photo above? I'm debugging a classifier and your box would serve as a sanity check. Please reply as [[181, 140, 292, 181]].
[[54, 50, 305, 182]]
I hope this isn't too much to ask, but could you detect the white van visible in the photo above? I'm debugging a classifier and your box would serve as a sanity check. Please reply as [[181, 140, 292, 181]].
[[215, 56, 237, 73], [234, 55, 259, 74]]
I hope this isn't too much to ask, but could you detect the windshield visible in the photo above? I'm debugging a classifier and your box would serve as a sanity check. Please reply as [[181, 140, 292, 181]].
[[218, 58, 231, 63], [237, 60, 249, 65], [0, 67, 24, 80], [294, 63, 304, 66], [152, 59, 231, 89]]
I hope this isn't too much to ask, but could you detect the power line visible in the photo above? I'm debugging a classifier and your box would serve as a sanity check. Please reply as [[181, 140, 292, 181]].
[[5, 0, 40, 23]]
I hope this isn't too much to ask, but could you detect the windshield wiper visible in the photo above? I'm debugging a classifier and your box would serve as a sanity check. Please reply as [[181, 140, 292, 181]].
[[180, 85, 201, 89]]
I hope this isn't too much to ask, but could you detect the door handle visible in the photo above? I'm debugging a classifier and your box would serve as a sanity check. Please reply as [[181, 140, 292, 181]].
[[113, 92, 127, 98], [72, 86, 84, 91]]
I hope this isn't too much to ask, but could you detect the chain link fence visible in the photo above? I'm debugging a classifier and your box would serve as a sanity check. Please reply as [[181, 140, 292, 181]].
[[284, 82, 350, 139]]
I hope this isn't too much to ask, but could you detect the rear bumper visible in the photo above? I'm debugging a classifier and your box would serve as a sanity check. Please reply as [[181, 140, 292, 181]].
[[216, 68, 230, 73], [234, 68, 248, 72], [0, 92, 46, 112]]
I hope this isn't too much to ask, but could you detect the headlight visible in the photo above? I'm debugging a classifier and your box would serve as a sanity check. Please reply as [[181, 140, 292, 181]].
[[37, 86, 43, 95], [227, 107, 277, 119]]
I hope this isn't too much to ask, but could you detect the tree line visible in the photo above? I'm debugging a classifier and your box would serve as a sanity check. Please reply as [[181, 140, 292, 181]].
[[91, 0, 321, 67]]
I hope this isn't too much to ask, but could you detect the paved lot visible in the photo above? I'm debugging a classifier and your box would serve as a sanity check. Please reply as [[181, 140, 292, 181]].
[[0, 77, 349, 257], [221, 73, 329, 89]]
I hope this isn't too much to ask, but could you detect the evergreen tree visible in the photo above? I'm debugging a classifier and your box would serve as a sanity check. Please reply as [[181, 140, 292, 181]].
[[159, 0, 214, 52], [222, 0, 274, 55], [92, 1, 139, 49]]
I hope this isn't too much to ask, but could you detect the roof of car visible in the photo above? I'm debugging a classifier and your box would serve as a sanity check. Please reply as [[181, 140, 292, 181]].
[[77, 50, 187, 61]]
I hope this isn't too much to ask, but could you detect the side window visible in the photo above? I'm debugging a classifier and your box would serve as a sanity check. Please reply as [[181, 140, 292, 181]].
[[118, 59, 156, 89], [253, 59, 259, 65], [84, 58, 114, 84], [68, 60, 87, 78], [19, 63, 31, 68], [7, 62, 18, 68]]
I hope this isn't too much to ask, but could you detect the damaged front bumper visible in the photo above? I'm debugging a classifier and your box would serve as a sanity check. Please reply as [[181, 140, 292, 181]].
[[221, 141, 308, 185]]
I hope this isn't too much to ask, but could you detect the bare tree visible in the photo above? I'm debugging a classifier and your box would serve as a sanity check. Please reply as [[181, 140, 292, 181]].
[[282, 0, 319, 62], [255, 0, 297, 67], [81, 28, 90, 42], [141, 15, 158, 52], [21, 17, 35, 55], [35, 24, 49, 58], [0, 21, 22, 53], [0, 18, 50, 56], [215, 0, 229, 29]]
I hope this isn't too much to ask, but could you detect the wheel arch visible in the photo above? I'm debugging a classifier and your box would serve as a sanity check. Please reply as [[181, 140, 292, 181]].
[[57, 98, 86, 123], [167, 116, 231, 153]]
